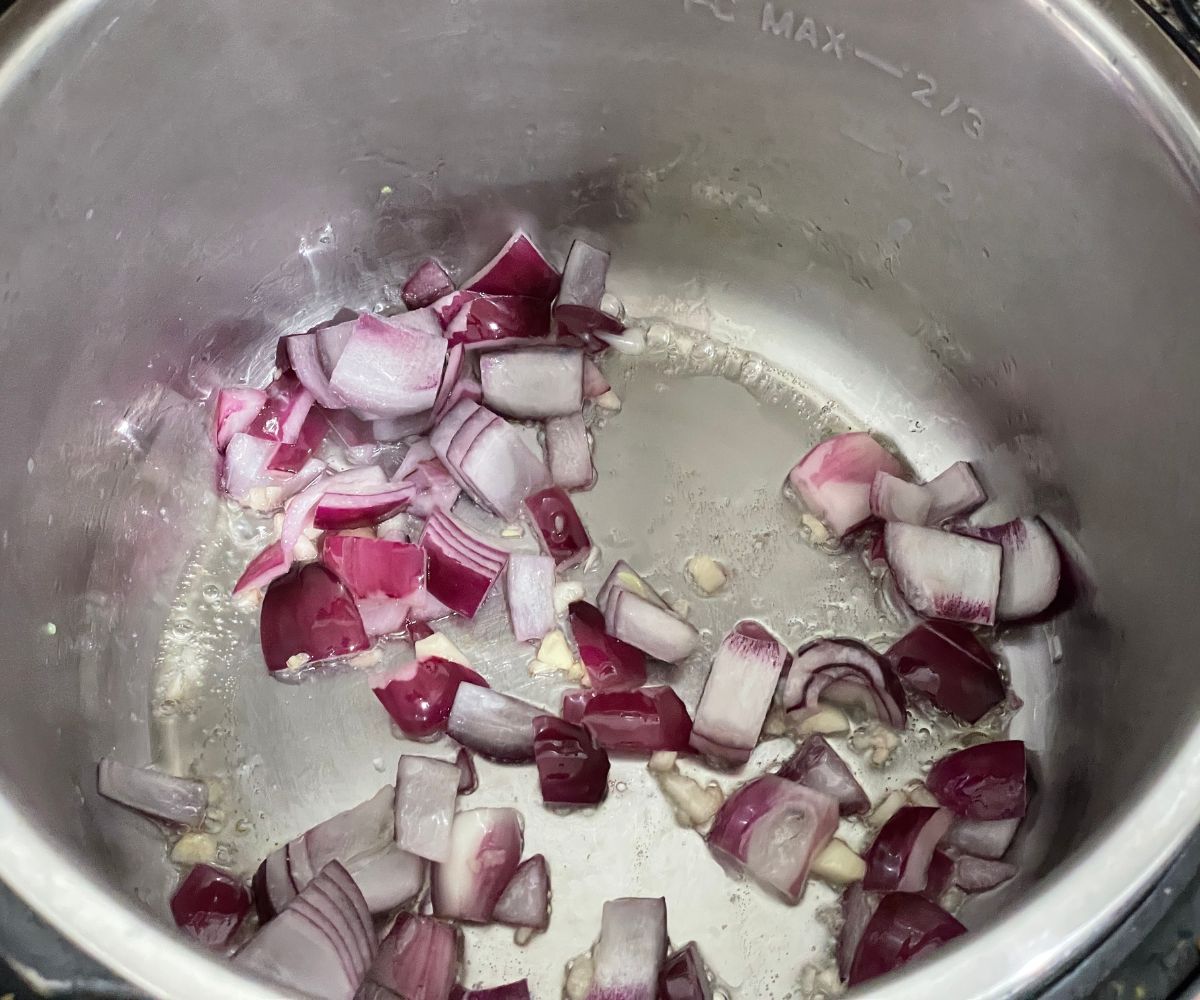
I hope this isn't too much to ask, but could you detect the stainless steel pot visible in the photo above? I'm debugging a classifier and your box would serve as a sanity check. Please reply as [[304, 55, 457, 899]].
[[2, 0, 1200, 996]]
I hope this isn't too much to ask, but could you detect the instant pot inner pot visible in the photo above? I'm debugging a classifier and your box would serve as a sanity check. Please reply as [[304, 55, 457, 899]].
[[2, 0, 1199, 996]]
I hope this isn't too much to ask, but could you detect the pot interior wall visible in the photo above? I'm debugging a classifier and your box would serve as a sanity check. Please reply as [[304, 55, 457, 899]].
[[1, 0, 1199, 995]]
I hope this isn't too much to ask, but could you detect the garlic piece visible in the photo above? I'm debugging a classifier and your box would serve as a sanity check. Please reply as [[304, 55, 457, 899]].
[[869, 789, 909, 828], [593, 390, 622, 411], [654, 766, 724, 828], [790, 706, 851, 736], [647, 751, 678, 774], [685, 554, 728, 595], [553, 580, 586, 617], [170, 832, 217, 865], [851, 721, 899, 766], [810, 839, 866, 886], [564, 953, 595, 1000], [530, 629, 585, 680], [414, 632, 471, 668]]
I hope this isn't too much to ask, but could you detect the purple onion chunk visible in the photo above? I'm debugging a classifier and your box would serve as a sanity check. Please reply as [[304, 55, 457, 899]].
[[329, 312, 448, 419], [320, 535, 426, 600], [585, 897, 668, 1000], [455, 748, 478, 795], [443, 295, 555, 351], [659, 941, 714, 1000], [365, 914, 462, 1000], [370, 656, 489, 741], [954, 856, 1018, 893], [869, 472, 932, 526], [525, 486, 592, 568], [863, 806, 955, 892], [345, 845, 426, 916], [403, 259, 455, 309], [579, 686, 693, 754], [96, 758, 207, 828], [214, 387, 267, 452], [924, 461, 986, 524], [418, 510, 509, 618], [691, 621, 789, 764], [788, 432, 905, 541], [568, 601, 647, 691], [544, 412, 594, 491], [837, 883, 877, 980], [432, 807, 524, 923], [776, 735, 870, 816], [505, 553, 557, 643], [170, 864, 251, 948], [783, 637, 907, 729], [597, 562, 699, 664], [534, 716, 610, 806], [446, 684, 546, 763], [553, 240, 625, 340], [922, 850, 956, 903], [886, 621, 1004, 724], [847, 892, 966, 987], [956, 516, 1062, 620], [463, 231, 561, 300], [582, 358, 610, 398], [395, 755, 461, 863], [943, 817, 1020, 859], [480, 348, 584, 419], [707, 775, 838, 903], [260, 564, 370, 675], [561, 689, 594, 725], [927, 741, 1028, 820], [884, 523, 1002, 626], [493, 854, 551, 931]]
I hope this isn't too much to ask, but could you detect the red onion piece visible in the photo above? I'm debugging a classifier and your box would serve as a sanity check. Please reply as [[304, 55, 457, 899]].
[[345, 845, 426, 915], [580, 687, 693, 754], [260, 564, 370, 674], [432, 344, 467, 422], [585, 897, 668, 1000], [553, 240, 625, 340], [329, 312, 448, 419], [943, 816, 1020, 859], [837, 883, 877, 981], [373, 411, 435, 442], [884, 523, 1002, 626], [464, 231, 560, 300], [431, 289, 481, 328], [955, 516, 1062, 620], [544, 412, 594, 491], [561, 689, 594, 725], [923, 850, 956, 903], [603, 588, 699, 665], [418, 510, 509, 618], [783, 638, 907, 729], [214, 387, 267, 452], [320, 535, 425, 599], [455, 748, 478, 795], [886, 621, 1004, 724], [926, 741, 1028, 820], [407, 585, 454, 624], [285, 332, 347, 410], [394, 438, 438, 482], [370, 656, 489, 740], [924, 461, 986, 523], [493, 854, 551, 930], [777, 735, 870, 815], [313, 482, 417, 531], [221, 432, 284, 503], [357, 597, 411, 639], [395, 755, 461, 863], [317, 319, 354, 373], [248, 372, 317, 445], [525, 486, 592, 568], [443, 295, 555, 351], [863, 806, 955, 892], [788, 432, 904, 540], [403, 259, 455, 310], [97, 758, 207, 828], [400, 459, 462, 519], [453, 983, 531, 1000], [691, 621, 789, 763], [446, 684, 544, 763], [568, 601, 646, 691], [365, 914, 461, 1000], [505, 553, 556, 642], [659, 942, 714, 1000], [432, 807, 524, 923], [277, 466, 389, 557], [171, 864, 251, 949], [480, 348, 584, 419], [233, 541, 290, 597], [847, 891, 966, 987], [869, 472, 933, 525], [267, 407, 328, 473], [707, 775, 838, 903], [533, 715, 610, 806], [325, 408, 382, 465], [954, 856, 1017, 892], [582, 358, 611, 399]]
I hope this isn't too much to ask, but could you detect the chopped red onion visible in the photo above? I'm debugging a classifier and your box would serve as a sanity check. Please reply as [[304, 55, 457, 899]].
[[446, 684, 545, 763], [394, 439, 438, 482], [373, 412, 435, 442], [707, 775, 838, 903], [924, 461, 986, 523], [395, 755, 461, 863], [580, 687, 693, 754], [886, 621, 1004, 724], [691, 621, 789, 763], [464, 231, 560, 300], [847, 891, 966, 987], [267, 408, 328, 474], [97, 758, 207, 828], [923, 850, 956, 903], [776, 735, 870, 815], [357, 597, 411, 639], [403, 259, 455, 309], [955, 516, 1062, 620], [585, 897, 667, 1000], [221, 432, 285, 503], [954, 856, 1017, 892], [171, 864, 251, 949], [561, 689, 594, 725], [320, 535, 425, 599], [277, 466, 390, 557], [581, 358, 611, 399], [260, 564, 370, 674], [406, 585, 454, 624], [554, 240, 625, 340], [364, 914, 461, 1000], [443, 296, 555, 351], [568, 601, 646, 691], [480, 348, 584, 419], [432, 344, 467, 422], [788, 432, 904, 540], [525, 486, 592, 568], [943, 817, 1020, 859], [345, 845, 426, 915], [505, 553, 557, 643], [399, 459, 461, 520], [248, 372, 317, 445], [370, 656, 489, 740], [533, 715, 610, 806], [926, 741, 1028, 820], [783, 639, 905, 729], [329, 312, 448, 419], [869, 472, 933, 525], [310, 865, 374, 970], [214, 387, 267, 452], [432, 807, 525, 923], [837, 883, 877, 981], [863, 806, 954, 892], [884, 523, 1002, 626], [493, 854, 551, 931], [325, 408, 383, 465], [313, 482, 417, 531], [603, 586, 699, 665], [659, 942, 714, 1000], [418, 510, 509, 618], [431, 289, 481, 328], [285, 333, 347, 410], [233, 541, 290, 597], [453, 982, 531, 1000], [455, 748, 478, 795], [544, 412, 594, 491]]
